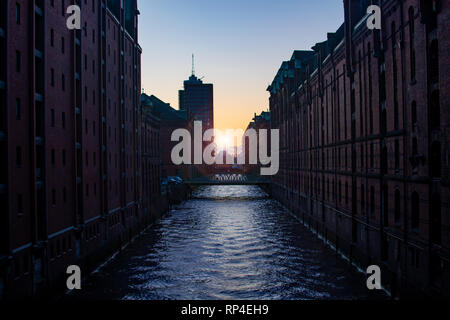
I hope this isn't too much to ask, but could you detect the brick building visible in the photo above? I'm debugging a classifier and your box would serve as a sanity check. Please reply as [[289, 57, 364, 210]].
[[141, 93, 195, 180], [268, 0, 449, 297], [243, 111, 271, 175], [0, 0, 158, 298], [141, 101, 166, 222]]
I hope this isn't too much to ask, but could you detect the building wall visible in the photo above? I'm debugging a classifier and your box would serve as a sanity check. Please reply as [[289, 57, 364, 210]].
[[0, 0, 163, 299], [180, 80, 214, 131], [141, 110, 165, 222], [268, 0, 449, 297]]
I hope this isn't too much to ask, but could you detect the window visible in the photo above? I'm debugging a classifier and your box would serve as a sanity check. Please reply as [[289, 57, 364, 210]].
[[381, 145, 388, 175], [430, 90, 440, 130], [51, 109, 55, 127], [15, 3, 20, 24], [409, 7, 416, 81], [345, 182, 349, 205], [16, 146, 22, 167], [50, 68, 55, 86], [17, 194, 23, 214], [16, 98, 21, 120], [411, 192, 420, 232], [61, 37, 65, 54], [429, 40, 439, 84], [395, 190, 401, 225], [62, 112, 66, 128], [15, 50, 21, 72], [412, 138, 418, 156], [51, 149, 55, 166], [370, 186, 375, 217], [411, 101, 417, 131], [382, 185, 388, 227], [50, 29, 54, 47], [431, 142, 441, 178], [395, 140, 400, 170], [52, 189, 56, 206], [431, 194, 441, 245], [62, 149, 67, 166], [361, 184, 365, 215]]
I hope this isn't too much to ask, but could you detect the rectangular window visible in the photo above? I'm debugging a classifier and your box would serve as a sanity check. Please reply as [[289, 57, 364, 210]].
[[51, 149, 55, 166], [17, 194, 23, 214], [62, 112, 66, 128], [15, 98, 21, 120], [15, 3, 20, 24], [16, 146, 22, 167], [15, 50, 21, 72], [52, 189, 56, 206], [51, 109, 55, 127], [62, 150, 66, 166]]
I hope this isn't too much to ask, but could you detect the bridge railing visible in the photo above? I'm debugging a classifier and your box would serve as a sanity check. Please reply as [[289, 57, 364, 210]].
[[185, 174, 271, 185]]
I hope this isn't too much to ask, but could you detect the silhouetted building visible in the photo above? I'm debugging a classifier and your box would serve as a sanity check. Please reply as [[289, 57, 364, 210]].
[[142, 94, 194, 180], [179, 72, 214, 131], [141, 102, 166, 222], [268, 0, 449, 297], [0, 0, 150, 298], [243, 111, 271, 175]]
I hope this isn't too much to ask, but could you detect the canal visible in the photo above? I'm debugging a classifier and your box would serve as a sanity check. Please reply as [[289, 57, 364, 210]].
[[69, 185, 385, 300]]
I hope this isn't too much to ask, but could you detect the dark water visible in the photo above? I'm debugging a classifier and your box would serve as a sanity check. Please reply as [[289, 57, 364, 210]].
[[70, 186, 385, 300]]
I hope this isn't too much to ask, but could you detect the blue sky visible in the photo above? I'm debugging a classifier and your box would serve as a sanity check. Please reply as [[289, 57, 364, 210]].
[[138, 0, 344, 130]]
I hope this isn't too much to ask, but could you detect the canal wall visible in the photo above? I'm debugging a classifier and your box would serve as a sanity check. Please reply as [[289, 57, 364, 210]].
[[19, 184, 193, 300], [269, 183, 441, 299]]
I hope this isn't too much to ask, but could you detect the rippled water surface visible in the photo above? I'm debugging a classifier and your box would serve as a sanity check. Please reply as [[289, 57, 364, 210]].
[[71, 186, 385, 300]]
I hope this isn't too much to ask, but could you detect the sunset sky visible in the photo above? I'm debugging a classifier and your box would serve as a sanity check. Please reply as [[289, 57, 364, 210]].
[[138, 0, 343, 131]]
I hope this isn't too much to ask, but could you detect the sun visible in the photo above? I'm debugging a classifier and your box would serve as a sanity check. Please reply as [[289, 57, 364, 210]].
[[215, 132, 233, 151]]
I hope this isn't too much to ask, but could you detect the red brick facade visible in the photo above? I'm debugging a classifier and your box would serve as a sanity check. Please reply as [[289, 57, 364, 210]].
[[0, 0, 160, 298], [268, 0, 450, 297]]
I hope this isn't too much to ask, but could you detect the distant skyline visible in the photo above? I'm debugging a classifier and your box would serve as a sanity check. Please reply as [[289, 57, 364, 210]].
[[138, 0, 344, 131]]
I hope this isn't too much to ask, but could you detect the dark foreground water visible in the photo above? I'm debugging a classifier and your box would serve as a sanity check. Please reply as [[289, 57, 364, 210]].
[[69, 186, 385, 300]]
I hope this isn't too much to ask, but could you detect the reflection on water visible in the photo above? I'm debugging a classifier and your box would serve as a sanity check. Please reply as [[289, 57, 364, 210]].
[[70, 186, 385, 300]]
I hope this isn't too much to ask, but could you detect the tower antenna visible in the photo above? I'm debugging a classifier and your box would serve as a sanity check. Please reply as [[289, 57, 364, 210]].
[[192, 54, 195, 76]]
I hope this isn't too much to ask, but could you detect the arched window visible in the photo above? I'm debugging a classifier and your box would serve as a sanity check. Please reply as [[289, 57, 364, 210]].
[[411, 192, 420, 231]]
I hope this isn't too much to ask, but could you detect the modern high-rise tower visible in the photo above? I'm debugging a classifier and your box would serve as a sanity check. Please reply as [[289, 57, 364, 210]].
[[179, 56, 214, 130]]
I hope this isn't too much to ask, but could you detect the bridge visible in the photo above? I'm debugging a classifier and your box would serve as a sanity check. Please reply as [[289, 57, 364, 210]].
[[185, 174, 271, 186]]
